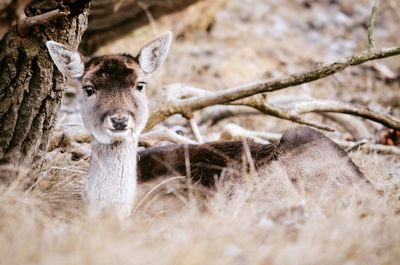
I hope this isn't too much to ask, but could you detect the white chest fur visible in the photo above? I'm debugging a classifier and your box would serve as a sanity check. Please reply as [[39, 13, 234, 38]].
[[84, 139, 138, 218]]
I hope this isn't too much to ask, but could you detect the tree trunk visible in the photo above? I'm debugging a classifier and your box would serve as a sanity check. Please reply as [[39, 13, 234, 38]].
[[0, 1, 90, 172], [80, 0, 202, 55]]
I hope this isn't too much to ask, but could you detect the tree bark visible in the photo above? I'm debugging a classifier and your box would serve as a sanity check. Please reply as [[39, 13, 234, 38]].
[[0, 0, 32, 39], [0, 0, 90, 169], [80, 0, 202, 55]]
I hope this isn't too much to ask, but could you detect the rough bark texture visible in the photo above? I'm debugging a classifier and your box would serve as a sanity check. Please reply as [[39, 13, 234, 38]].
[[81, 0, 202, 55], [0, 0, 90, 169], [0, 0, 31, 39]]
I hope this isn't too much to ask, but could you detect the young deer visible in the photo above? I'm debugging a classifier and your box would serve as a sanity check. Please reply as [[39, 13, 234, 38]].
[[47, 33, 377, 218], [46, 32, 172, 218]]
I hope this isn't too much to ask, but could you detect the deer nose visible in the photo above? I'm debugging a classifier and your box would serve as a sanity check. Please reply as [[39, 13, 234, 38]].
[[110, 115, 129, 130]]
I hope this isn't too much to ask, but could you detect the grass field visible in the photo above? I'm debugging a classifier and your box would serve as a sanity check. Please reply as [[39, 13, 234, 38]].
[[1, 151, 399, 265]]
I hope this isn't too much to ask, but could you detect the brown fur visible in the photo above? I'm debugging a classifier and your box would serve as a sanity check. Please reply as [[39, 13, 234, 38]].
[[138, 140, 279, 187], [138, 127, 378, 195], [274, 127, 378, 196], [83, 54, 143, 90]]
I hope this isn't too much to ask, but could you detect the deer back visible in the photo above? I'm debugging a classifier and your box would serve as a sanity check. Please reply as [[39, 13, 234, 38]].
[[270, 127, 376, 196], [138, 127, 377, 197], [138, 140, 279, 187]]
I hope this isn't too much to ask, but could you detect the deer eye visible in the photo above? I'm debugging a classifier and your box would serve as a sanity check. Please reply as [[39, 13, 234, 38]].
[[83, 85, 95, 97], [136, 82, 146, 91]]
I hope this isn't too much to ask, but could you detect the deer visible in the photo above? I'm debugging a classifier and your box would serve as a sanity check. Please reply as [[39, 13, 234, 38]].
[[46, 32, 172, 218], [137, 126, 377, 196], [46, 33, 377, 219]]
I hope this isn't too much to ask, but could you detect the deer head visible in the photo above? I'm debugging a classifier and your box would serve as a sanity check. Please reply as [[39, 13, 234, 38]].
[[46, 32, 172, 145]]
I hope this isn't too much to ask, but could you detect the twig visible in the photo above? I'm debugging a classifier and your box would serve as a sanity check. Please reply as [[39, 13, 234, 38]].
[[199, 106, 260, 125], [139, 127, 197, 147], [345, 139, 368, 152], [319, 113, 371, 140], [0, 0, 31, 39], [368, 0, 380, 49], [221, 123, 279, 144], [232, 95, 335, 131], [188, 118, 204, 143], [17, 9, 70, 36], [337, 139, 400, 155], [146, 44, 400, 131], [200, 104, 372, 139], [281, 100, 400, 130]]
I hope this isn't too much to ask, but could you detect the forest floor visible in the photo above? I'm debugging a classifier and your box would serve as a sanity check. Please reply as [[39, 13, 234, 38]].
[[1, 0, 400, 264]]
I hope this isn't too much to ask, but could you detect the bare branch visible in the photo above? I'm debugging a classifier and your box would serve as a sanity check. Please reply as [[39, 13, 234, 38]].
[[232, 95, 335, 131], [0, 0, 31, 39], [319, 113, 371, 140], [222, 124, 400, 156], [146, 44, 400, 131], [188, 119, 204, 143], [221, 123, 280, 144], [148, 80, 400, 133], [335, 140, 399, 155], [199, 106, 260, 125], [368, 0, 380, 49], [345, 139, 368, 152], [139, 128, 197, 147], [280, 100, 400, 130], [17, 9, 70, 36], [164, 84, 335, 131]]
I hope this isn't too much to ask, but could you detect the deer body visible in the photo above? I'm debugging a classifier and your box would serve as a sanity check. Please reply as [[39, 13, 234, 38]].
[[47, 33, 172, 217], [137, 127, 376, 196]]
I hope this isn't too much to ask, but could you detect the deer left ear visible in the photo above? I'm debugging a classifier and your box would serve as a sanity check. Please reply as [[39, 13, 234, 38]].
[[137, 32, 172, 75], [46, 41, 84, 78]]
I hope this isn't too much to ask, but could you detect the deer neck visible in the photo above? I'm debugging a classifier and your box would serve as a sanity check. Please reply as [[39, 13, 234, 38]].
[[85, 137, 138, 218]]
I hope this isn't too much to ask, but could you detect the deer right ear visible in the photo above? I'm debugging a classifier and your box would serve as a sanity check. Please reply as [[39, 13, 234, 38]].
[[137, 32, 172, 75], [46, 41, 84, 78]]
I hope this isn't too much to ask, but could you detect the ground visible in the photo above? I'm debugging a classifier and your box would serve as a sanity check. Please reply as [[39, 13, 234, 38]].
[[1, 0, 400, 264]]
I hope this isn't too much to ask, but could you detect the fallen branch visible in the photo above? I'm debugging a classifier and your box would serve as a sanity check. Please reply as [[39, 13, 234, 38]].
[[149, 82, 400, 133], [319, 113, 371, 140], [139, 128, 197, 147], [221, 124, 400, 155], [188, 118, 204, 143], [232, 95, 335, 131], [146, 44, 400, 131], [277, 100, 400, 130], [199, 106, 260, 125], [198, 104, 372, 140]]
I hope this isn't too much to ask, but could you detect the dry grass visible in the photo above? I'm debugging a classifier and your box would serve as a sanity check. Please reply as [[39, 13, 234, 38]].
[[2, 0, 400, 264], [0, 150, 399, 265]]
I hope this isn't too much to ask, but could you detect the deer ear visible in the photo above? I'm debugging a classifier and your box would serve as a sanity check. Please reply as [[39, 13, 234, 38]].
[[137, 32, 172, 75], [46, 41, 84, 78]]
